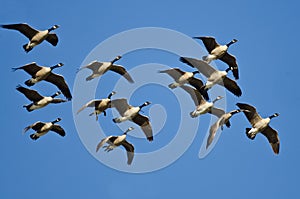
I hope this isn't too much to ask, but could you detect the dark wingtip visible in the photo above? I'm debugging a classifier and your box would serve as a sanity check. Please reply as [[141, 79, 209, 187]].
[[147, 136, 154, 142]]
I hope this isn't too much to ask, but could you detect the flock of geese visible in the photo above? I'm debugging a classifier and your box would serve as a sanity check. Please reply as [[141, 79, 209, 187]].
[[2, 23, 280, 165]]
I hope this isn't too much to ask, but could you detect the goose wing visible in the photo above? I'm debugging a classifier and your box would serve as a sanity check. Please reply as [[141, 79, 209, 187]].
[[236, 103, 262, 126], [159, 68, 185, 80], [96, 136, 111, 152], [207, 118, 223, 148], [1, 23, 38, 39], [111, 98, 131, 115], [50, 98, 67, 104], [179, 85, 204, 106], [44, 73, 72, 100], [219, 53, 239, 79], [110, 65, 134, 83], [180, 57, 216, 78], [209, 107, 225, 118], [194, 36, 219, 53], [51, 125, 66, 137], [45, 33, 59, 46], [23, 122, 45, 133], [261, 126, 280, 154], [220, 77, 242, 97], [16, 85, 43, 102], [188, 77, 209, 100], [12, 62, 42, 76], [80, 61, 103, 73], [121, 140, 135, 165], [132, 114, 153, 141], [77, 99, 99, 114]]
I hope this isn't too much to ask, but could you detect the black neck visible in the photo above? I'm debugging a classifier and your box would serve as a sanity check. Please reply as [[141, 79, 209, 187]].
[[107, 92, 114, 99], [226, 40, 236, 47], [50, 64, 61, 70], [51, 93, 59, 98], [269, 113, 279, 119], [225, 67, 232, 72], [111, 57, 119, 64]]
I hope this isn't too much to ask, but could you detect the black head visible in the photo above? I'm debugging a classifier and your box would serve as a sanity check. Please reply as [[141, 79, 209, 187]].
[[269, 113, 279, 119], [139, 101, 151, 109], [225, 67, 234, 72], [51, 63, 64, 70], [51, 91, 61, 98], [52, 118, 62, 123], [124, 127, 134, 134], [107, 91, 116, 99], [112, 55, 122, 63], [226, 39, 238, 47], [49, 25, 60, 31]]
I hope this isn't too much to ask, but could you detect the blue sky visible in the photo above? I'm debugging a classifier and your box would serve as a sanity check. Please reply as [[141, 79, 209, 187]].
[[1, 0, 299, 198]]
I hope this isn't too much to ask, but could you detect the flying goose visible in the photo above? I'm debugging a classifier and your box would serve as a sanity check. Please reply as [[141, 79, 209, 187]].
[[193, 36, 239, 79], [111, 99, 153, 141], [16, 85, 67, 112], [96, 127, 135, 165], [23, 118, 65, 140], [159, 68, 209, 100], [77, 91, 116, 120], [12, 62, 72, 100], [179, 85, 227, 119], [78, 56, 134, 83], [236, 103, 280, 154], [1, 23, 59, 52], [180, 57, 242, 97], [206, 109, 250, 149]]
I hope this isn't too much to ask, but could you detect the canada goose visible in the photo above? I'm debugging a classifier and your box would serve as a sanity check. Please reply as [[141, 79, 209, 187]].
[[236, 103, 280, 154], [180, 57, 242, 97], [179, 85, 226, 119], [111, 99, 153, 141], [207, 109, 250, 149], [12, 62, 72, 100], [16, 85, 67, 112], [78, 56, 134, 83], [193, 36, 239, 79], [159, 68, 209, 100], [96, 127, 135, 165], [23, 118, 65, 140], [1, 23, 59, 52], [77, 91, 116, 120]]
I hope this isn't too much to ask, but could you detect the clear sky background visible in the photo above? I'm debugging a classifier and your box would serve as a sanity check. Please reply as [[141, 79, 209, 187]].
[[1, 0, 299, 198]]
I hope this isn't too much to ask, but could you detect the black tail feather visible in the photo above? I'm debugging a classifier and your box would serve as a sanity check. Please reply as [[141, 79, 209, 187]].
[[30, 134, 39, 140], [25, 79, 34, 86]]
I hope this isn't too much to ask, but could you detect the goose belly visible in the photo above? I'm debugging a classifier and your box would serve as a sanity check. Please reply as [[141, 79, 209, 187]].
[[96, 99, 110, 111], [35, 68, 51, 81], [97, 62, 111, 74], [39, 123, 53, 133], [253, 118, 270, 131], [191, 103, 212, 117], [30, 31, 48, 45], [124, 107, 139, 118], [177, 73, 193, 83], [114, 135, 126, 145], [211, 46, 227, 57], [206, 71, 226, 89]]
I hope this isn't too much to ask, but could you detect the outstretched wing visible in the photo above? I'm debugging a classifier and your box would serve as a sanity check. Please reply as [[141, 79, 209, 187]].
[[221, 77, 242, 97], [194, 36, 219, 53], [180, 57, 216, 78], [121, 140, 135, 165], [179, 85, 204, 106], [159, 68, 185, 81], [77, 100, 98, 114], [207, 119, 222, 148], [209, 107, 225, 118], [45, 33, 59, 46], [219, 53, 239, 80], [261, 126, 280, 154], [12, 62, 42, 76], [79, 61, 103, 73], [44, 73, 72, 100], [236, 103, 262, 126], [110, 65, 134, 83], [132, 114, 153, 141], [96, 137, 110, 152], [16, 85, 43, 102], [188, 77, 209, 100], [111, 98, 131, 115], [51, 125, 66, 137], [23, 122, 45, 133], [1, 23, 38, 39]]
